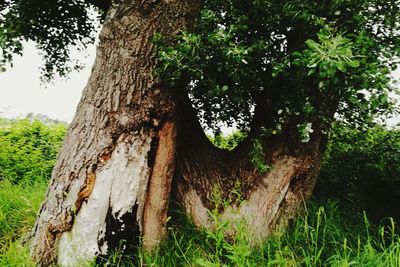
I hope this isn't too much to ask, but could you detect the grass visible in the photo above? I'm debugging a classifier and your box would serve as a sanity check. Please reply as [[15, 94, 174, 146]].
[[0, 180, 46, 266], [0, 179, 399, 266], [135, 200, 400, 267], [1, 117, 399, 266]]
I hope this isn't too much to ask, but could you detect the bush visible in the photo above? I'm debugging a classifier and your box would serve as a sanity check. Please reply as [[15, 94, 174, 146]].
[[316, 124, 400, 221], [0, 117, 67, 184], [208, 131, 247, 150], [0, 116, 65, 265]]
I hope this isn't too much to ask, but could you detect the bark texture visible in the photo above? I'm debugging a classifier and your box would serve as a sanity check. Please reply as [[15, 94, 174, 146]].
[[31, 0, 331, 265], [173, 100, 328, 241], [142, 121, 177, 250], [30, 1, 202, 266]]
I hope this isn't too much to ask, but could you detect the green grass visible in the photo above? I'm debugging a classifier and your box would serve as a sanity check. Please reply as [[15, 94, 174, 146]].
[[0, 117, 399, 266], [0, 180, 399, 266], [0, 180, 46, 266], [135, 201, 400, 267]]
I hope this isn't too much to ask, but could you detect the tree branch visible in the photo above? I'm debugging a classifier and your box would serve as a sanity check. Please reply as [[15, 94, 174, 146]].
[[84, 0, 111, 13]]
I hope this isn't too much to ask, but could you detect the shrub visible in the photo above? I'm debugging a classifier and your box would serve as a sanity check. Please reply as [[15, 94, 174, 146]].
[[316, 124, 400, 221], [0, 116, 65, 265], [208, 131, 246, 151], [0, 116, 67, 184]]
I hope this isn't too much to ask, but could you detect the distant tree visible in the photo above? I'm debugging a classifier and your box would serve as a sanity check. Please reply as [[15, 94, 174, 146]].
[[1, 0, 399, 266]]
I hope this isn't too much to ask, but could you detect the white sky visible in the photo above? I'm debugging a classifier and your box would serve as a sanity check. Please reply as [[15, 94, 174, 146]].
[[0, 41, 399, 125], [0, 41, 97, 122]]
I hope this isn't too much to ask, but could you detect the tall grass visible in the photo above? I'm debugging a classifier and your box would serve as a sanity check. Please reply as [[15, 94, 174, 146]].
[[134, 200, 400, 267], [0, 180, 46, 266], [0, 118, 399, 266], [0, 184, 399, 266]]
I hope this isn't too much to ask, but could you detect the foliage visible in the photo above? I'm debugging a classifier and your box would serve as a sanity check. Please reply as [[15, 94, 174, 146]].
[[155, 0, 400, 135], [0, 116, 62, 265], [0, 0, 105, 80], [209, 131, 273, 173], [0, 116, 67, 184], [1, 0, 398, 138], [208, 131, 246, 150], [321, 123, 400, 185], [316, 123, 400, 220], [249, 138, 273, 174]]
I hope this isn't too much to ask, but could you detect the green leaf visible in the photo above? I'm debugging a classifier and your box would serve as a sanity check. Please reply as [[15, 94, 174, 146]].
[[347, 60, 360, 68], [305, 39, 319, 50], [337, 62, 346, 72]]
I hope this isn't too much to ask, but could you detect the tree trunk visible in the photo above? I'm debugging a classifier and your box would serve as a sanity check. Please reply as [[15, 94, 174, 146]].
[[31, 1, 331, 265], [30, 1, 202, 266], [173, 99, 328, 241]]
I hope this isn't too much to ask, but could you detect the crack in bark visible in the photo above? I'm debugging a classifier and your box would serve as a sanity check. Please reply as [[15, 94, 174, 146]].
[[75, 172, 96, 215]]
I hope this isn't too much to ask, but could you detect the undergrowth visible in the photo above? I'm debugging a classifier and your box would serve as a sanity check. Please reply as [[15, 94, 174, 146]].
[[1, 180, 399, 266], [0, 180, 46, 266], [0, 117, 399, 266], [136, 200, 400, 267]]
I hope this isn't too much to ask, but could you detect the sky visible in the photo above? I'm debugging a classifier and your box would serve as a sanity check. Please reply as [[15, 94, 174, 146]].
[[0, 41, 399, 125], [0, 41, 97, 122]]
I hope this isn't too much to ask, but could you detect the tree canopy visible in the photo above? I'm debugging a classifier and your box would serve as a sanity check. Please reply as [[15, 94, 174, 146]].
[[156, 0, 400, 135], [1, 0, 399, 134], [0, 0, 109, 80]]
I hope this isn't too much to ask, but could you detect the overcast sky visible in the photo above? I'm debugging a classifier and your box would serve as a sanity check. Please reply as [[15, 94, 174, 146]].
[[0, 41, 399, 125], [0, 41, 97, 122]]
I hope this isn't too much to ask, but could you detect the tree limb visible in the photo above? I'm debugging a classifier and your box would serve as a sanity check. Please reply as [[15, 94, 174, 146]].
[[84, 0, 111, 13]]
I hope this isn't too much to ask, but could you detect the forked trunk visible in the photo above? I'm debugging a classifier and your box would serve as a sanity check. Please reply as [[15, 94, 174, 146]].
[[174, 101, 327, 240], [30, 1, 202, 266], [31, 1, 329, 266]]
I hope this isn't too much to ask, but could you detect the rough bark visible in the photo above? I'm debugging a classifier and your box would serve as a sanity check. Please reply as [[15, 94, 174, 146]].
[[31, 0, 333, 265], [174, 99, 328, 241], [30, 1, 203, 266]]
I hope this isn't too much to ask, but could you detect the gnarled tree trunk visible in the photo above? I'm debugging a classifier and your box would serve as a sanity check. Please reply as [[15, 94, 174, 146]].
[[31, 1, 332, 266], [30, 1, 202, 266], [174, 98, 329, 241]]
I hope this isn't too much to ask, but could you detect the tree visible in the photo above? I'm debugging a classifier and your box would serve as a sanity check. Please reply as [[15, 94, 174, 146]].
[[1, 0, 399, 266]]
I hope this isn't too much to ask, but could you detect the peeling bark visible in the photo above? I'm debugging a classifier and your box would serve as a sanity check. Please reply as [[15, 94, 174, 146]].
[[58, 136, 152, 266], [31, 0, 332, 265], [30, 1, 203, 265], [142, 121, 177, 250]]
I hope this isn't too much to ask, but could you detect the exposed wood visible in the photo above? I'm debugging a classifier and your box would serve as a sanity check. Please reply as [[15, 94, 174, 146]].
[[142, 121, 177, 250], [75, 172, 96, 213], [31, 1, 203, 265]]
